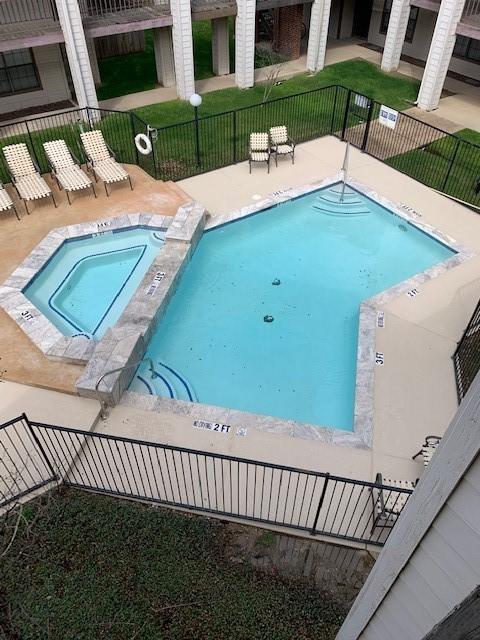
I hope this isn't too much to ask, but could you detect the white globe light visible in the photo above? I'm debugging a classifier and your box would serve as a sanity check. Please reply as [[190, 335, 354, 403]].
[[189, 93, 202, 107]]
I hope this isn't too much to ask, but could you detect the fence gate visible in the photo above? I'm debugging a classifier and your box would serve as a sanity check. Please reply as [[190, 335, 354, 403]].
[[340, 90, 374, 151]]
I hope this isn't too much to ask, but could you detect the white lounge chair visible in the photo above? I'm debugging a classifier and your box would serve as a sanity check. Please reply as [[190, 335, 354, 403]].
[[412, 435, 441, 467], [0, 183, 19, 220], [249, 132, 271, 174], [269, 126, 295, 166], [43, 140, 96, 205], [2, 143, 56, 214], [80, 130, 132, 196], [371, 473, 416, 533]]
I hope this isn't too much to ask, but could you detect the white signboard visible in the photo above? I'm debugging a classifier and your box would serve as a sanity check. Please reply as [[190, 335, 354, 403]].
[[379, 105, 398, 129]]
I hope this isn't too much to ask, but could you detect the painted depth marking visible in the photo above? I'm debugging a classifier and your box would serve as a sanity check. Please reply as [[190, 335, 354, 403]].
[[377, 311, 385, 328], [375, 352, 385, 365], [193, 420, 231, 434], [406, 288, 420, 298], [20, 310, 37, 323], [145, 271, 166, 296]]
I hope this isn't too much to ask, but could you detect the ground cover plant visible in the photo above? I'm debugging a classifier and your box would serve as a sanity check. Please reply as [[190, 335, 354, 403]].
[[0, 489, 348, 639]]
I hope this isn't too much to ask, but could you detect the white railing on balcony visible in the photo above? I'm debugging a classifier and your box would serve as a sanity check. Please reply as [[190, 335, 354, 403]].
[[463, 0, 480, 18], [78, 0, 169, 18], [0, 0, 58, 24]]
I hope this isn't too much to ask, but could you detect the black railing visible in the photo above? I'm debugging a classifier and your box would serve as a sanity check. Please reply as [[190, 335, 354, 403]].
[[453, 298, 480, 401], [0, 415, 413, 547], [0, 86, 479, 209]]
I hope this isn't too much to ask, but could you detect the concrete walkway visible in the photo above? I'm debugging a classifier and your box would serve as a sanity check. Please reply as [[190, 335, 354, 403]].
[[99, 39, 480, 134]]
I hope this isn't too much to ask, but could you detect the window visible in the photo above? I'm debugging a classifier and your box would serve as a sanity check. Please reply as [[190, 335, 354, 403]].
[[454, 36, 480, 63], [0, 49, 41, 96], [380, 1, 419, 44]]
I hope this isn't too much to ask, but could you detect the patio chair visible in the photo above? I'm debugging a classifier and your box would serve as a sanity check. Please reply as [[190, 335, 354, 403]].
[[43, 140, 96, 205], [249, 132, 271, 174], [269, 126, 295, 166], [0, 183, 19, 220], [80, 130, 132, 196], [2, 143, 56, 214], [371, 473, 416, 533], [412, 435, 441, 467]]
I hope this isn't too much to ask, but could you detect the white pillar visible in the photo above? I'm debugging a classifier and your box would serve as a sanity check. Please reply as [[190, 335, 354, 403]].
[[417, 0, 467, 111], [212, 17, 230, 76], [306, 0, 332, 73], [170, 0, 195, 99], [86, 38, 101, 86], [54, 0, 98, 109], [153, 26, 176, 87], [381, 0, 410, 72], [235, 0, 256, 89]]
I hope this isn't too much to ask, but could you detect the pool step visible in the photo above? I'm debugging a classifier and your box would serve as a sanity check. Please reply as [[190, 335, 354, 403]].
[[313, 201, 371, 216], [133, 360, 197, 402]]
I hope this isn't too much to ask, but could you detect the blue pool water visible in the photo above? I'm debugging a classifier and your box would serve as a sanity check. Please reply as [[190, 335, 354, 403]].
[[25, 228, 164, 339], [130, 184, 454, 430]]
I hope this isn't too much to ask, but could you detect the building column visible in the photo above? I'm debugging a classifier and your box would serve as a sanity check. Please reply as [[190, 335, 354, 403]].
[[86, 38, 101, 86], [212, 17, 230, 76], [306, 0, 332, 73], [417, 0, 467, 110], [381, 0, 410, 72], [54, 0, 98, 109], [153, 26, 176, 87], [170, 0, 195, 99], [235, 0, 256, 89]]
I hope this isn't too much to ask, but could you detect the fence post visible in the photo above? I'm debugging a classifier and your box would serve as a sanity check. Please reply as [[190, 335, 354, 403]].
[[441, 137, 461, 193], [310, 473, 330, 535], [22, 413, 58, 481], [130, 112, 140, 167], [232, 109, 237, 163], [341, 89, 352, 141], [361, 98, 375, 152], [25, 120, 41, 170], [330, 85, 339, 135]]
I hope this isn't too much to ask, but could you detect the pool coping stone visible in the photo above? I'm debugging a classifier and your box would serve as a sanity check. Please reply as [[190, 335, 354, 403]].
[[119, 174, 474, 449]]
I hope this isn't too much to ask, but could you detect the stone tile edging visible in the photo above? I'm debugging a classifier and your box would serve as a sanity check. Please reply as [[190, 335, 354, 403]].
[[118, 177, 474, 449], [76, 202, 206, 405], [0, 212, 174, 364]]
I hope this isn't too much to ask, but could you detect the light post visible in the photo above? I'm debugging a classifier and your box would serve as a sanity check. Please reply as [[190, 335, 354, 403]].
[[189, 93, 202, 167]]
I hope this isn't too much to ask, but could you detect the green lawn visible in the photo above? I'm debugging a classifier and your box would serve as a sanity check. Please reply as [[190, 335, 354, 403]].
[[386, 128, 480, 206], [97, 22, 236, 100], [134, 59, 420, 127], [0, 490, 348, 639]]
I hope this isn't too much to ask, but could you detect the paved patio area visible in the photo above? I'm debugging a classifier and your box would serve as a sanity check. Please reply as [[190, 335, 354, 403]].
[[0, 164, 190, 393], [0, 137, 479, 497]]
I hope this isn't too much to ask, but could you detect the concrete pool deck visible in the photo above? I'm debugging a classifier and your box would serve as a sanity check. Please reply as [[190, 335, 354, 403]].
[[0, 136, 479, 491], [0, 165, 190, 393]]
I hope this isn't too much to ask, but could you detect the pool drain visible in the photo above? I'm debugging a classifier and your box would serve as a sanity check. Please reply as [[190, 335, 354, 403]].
[[272, 278, 281, 286], [264, 315, 274, 323]]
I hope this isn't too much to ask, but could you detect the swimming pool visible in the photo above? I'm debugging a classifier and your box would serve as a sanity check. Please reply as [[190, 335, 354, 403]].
[[24, 228, 165, 340], [130, 184, 454, 431]]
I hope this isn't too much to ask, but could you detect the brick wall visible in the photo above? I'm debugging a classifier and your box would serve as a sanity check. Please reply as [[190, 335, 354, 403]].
[[272, 4, 304, 59]]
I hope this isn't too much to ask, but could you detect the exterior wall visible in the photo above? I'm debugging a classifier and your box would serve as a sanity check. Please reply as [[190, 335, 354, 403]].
[[0, 44, 70, 115], [273, 4, 304, 58], [356, 454, 480, 640], [368, 3, 480, 80], [336, 373, 480, 640]]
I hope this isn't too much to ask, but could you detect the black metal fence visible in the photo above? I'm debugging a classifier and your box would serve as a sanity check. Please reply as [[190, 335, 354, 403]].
[[1, 85, 479, 209], [0, 415, 413, 547], [453, 298, 480, 401]]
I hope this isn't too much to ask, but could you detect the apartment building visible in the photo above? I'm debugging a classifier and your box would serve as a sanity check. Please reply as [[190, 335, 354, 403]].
[[0, 0, 478, 117]]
